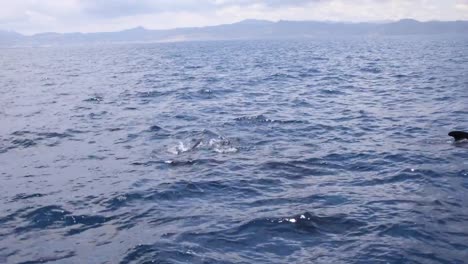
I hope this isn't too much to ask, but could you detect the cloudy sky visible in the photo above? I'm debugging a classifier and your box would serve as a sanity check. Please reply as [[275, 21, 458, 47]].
[[1, 0, 468, 34]]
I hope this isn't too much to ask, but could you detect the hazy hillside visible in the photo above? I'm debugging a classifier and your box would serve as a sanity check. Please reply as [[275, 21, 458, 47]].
[[1, 19, 467, 47]]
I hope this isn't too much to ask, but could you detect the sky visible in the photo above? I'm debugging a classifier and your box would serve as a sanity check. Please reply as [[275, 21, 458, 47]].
[[1, 0, 468, 34]]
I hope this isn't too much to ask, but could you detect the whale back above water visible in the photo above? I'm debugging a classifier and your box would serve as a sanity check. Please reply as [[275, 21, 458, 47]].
[[449, 131, 468, 141]]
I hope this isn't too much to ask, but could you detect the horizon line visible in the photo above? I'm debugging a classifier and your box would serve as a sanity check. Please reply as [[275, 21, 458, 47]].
[[3, 18, 468, 36]]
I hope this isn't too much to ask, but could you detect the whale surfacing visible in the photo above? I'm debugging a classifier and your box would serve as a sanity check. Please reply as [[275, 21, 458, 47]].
[[449, 131, 468, 141]]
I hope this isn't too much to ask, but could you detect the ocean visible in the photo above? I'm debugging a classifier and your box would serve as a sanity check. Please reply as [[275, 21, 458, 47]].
[[1, 36, 468, 263]]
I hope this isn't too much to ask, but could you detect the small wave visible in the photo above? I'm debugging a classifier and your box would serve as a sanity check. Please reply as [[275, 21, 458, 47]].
[[103, 179, 259, 210], [148, 125, 162, 132], [184, 65, 203, 70], [360, 66, 382, 74], [179, 212, 365, 252], [83, 95, 104, 103], [234, 115, 306, 125], [17, 252, 76, 264], [395, 74, 408, 78], [11, 138, 37, 148], [260, 161, 333, 179], [298, 68, 321, 77], [11, 193, 45, 202], [88, 111, 108, 119], [375, 222, 434, 243], [247, 194, 349, 208], [310, 56, 329, 61], [136, 90, 173, 99], [36, 132, 72, 139], [177, 88, 235, 101], [264, 72, 296, 81], [120, 242, 219, 264], [3, 130, 74, 153], [124, 107, 138, 111], [11, 130, 32, 136], [318, 88, 347, 95], [356, 168, 442, 186], [10, 205, 112, 236]]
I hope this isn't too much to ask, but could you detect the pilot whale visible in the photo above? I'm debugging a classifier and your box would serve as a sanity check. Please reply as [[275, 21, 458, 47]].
[[449, 131, 468, 141]]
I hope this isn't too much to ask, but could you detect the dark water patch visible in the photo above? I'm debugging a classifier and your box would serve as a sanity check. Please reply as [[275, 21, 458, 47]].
[[11, 130, 33, 136], [459, 170, 468, 177], [178, 88, 236, 101], [247, 194, 349, 208], [452, 110, 468, 115], [88, 111, 108, 119], [36, 132, 72, 139], [289, 157, 345, 171], [42, 82, 57, 87], [179, 212, 365, 255], [11, 193, 45, 202], [174, 114, 198, 121], [72, 106, 93, 112], [298, 67, 321, 78], [115, 133, 139, 144], [310, 56, 329, 61], [184, 65, 203, 70], [376, 222, 434, 241], [259, 161, 334, 179], [393, 73, 409, 78], [0, 207, 32, 225], [4, 130, 74, 153], [13, 205, 113, 236], [64, 128, 88, 135], [83, 95, 103, 103], [365, 199, 430, 207], [147, 127, 172, 140], [10, 138, 37, 148], [85, 155, 107, 161], [17, 251, 76, 264], [103, 179, 261, 210], [234, 115, 306, 125], [435, 96, 451, 101], [124, 107, 138, 111], [324, 152, 374, 162], [264, 72, 296, 81], [356, 169, 442, 186], [136, 90, 173, 99], [148, 125, 162, 132], [317, 75, 347, 83], [360, 66, 382, 74], [119, 242, 222, 264], [318, 88, 348, 95], [131, 160, 166, 167]]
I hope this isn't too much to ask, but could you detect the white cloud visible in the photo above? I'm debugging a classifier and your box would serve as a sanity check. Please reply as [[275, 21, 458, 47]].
[[0, 0, 467, 34]]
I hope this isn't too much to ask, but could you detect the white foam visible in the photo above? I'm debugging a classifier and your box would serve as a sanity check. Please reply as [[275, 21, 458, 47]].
[[168, 141, 191, 155]]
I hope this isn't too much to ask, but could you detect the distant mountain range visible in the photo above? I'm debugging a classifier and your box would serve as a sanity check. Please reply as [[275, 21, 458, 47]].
[[1, 19, 468, 47]]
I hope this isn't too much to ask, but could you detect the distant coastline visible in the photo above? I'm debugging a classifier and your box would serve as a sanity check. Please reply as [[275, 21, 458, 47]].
[[1, 19, 468, 47]]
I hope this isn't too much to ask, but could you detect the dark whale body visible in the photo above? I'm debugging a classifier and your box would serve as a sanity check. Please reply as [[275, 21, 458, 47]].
[[449, 131, 468, 141]]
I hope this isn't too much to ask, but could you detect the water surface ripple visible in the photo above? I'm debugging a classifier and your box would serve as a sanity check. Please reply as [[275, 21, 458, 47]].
[[1, 37, 468, 263]]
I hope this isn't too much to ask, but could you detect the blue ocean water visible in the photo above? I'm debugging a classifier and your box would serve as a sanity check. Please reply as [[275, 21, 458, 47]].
[[0, 37, 468, 263]]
